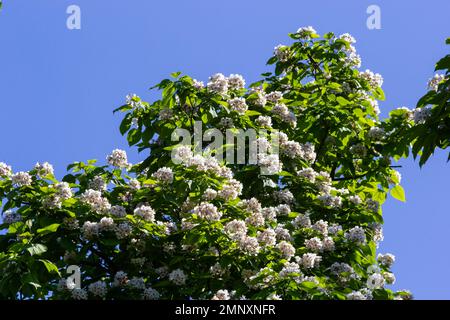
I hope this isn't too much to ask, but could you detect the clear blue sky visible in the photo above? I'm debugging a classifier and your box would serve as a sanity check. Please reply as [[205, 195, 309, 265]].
[[0, 0, 449, 299]]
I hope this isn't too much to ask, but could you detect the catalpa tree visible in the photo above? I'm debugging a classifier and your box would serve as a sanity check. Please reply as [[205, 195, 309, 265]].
[[0, 27, 416, 300]]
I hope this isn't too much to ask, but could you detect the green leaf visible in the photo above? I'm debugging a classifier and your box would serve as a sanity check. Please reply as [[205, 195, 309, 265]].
[[336, 96, 350, 106], [390, 185, 406, 202], [26, 244, 48, 256], [38, 259, 60, 276], [37, 223, 60, 235]]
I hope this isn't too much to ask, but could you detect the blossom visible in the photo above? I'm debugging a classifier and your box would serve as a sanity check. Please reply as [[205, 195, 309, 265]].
[[298, 167, 318, 183], [257, 228, 277, 246], [159, 108, 173, 120], [3, 210, 21, 224], [368, 126, 386, 140], [255, 116, 272, 128], [0, 162, 12, 177], [152, 167, 174, 184], [228, 97, 248, 115], [168, 269, 187, 285], [71, 288, 88, 300], [212, 289, 231, 300], [34, 162, 54, 177], [224, 220, 247, 240], [377, 253, 395, 267], [366, 273, 385, 289], [266, 91, 283, 103], [207, 73, 228, 95], [193, 79, 204, 89], [193, 202, 222, 222], [412, 107, 431, 124], [276, 241, 296, 259], [360, 69, 383, 88], [134, 205, 156, 222], [428, 73, 446, 91], [88, 281, 107, 298], [305, 237, 323, 252], [82, 221, 99, 239], [274, 45, 289, 62], [339, 33, 356, 44], [300, 253, 322, 269], [55, 182, 73, 200], [345, 226, 366, 244], [228, 74, 245, 90], [143, 287, 160, 300], [107, 149, 129, 168], [238, 236, 260, 255], [296, 26, 316, 39], [89, 176, 107, 191], [11, 171, 32, 187]]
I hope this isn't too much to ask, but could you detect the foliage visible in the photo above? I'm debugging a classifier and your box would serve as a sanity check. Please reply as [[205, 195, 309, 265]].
[[0, 28, 412, 300]]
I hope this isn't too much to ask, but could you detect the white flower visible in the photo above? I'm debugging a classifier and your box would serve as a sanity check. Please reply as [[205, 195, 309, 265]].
[[71, 288, 88, 300], [228, 74, 245, 90], [99, 217, 115, 231], [345, 226, 366, 244], [258, 154, 283, 175], [346, 291, 367, 300], [218, 117, 234, 128], [276, 241, 296, 259], [368, 126, 386, 140], [218, 179, 242, 200], [111, 205, 127, 218], [11, 172, 32, 187], [300, 253, 322, 269], [266, 91, 283, 103], [339, 33, 356, 44], [228, 97, 248, 115], [152, 167, 173, 184], [317, 194, 342, 208], [305, 237, 323, 252], [173, 145, 194, 163], [3, 210, 21, 224], [274, 45, 290, 62], [128, 277, 146, 290], [55, 182, 72, 200], [366, 199, 380, 213], [327, 223, 342, 235], [89, 176, 107, 191], [82, 221, 99, 239], [267, 293, 282, 300], [0, 162, 12, 177], [125, 93, 144, 109], [224, 220, 248, 240], [80, 189, 111, 213], [88, 281, 107, 298], [412, 107, 431, 124], [322, 237, 335, 251], [193, 202, 222, 222], [34, 162, 54, 177], [384, 272, 396, 285], [107, 149, 129, 168], [207, 73, 228, 95], [115, 222, 132, 239], [273, 189, 294, 204], [212, 289, 231, 300], [113, 271, 128, 287], [349, 143, 367, 158], [428, 73, 446, 91], [377, 253, 395, 267], [312, 220, 328, 235], [142, 287, 160, 300], [279, 262, 301, 278], [257, 228, 277, 246], [255, 116, 272, 128], [134, 205, 156, 222], [203, 188, 217, 201], [274, 225, 292, 241], [168, 269, 187, 285], [348, 195, 362, 205], [292, 213, 311, 229], [298, 167, 318, 183], [296, 26, 316, 39], [366, 273, 385, 289], [360, 69, 383, 88], [238, 236, 260, 255]]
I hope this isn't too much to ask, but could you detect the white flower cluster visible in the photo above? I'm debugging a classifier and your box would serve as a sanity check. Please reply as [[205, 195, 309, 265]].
[[274, 45, 290, 62], [159, 108, 173, 120], [106, 149, 129, 168], [428, 73, 446, 91], [224, 220, 248, 240], [152, 167, 174, 184], [126, 93, 144, 109], [298, 253, 322, 269], [228, 74, 246, 90], [296, 26, 316, 39], [368, 126, 386, 140], [271, 104, 297, 127], [3, 210, 22, 224], [193, 202, 222, 222], [142, 287, 160, 300], [89, 176, 107, 191], [266, 91, 283, 103], [412, 107, 431, 124], [212, 289, 231, 300], [360, 69, 383, 88], [134, 204, 156, 222], [228, 97, 248, 115], [207, 73, 245, 95], [168, 269, 187, 285], [377, 253, 395, 267], [344, 226, 366, 245], [0, 162, 12, 177], [34, 162, 54, 177], [255, 115, 273, 128], [11, 171, 32, 187], [80, 189, 111, 213], [218, 178, 242, 200], [88, 281, 108, 298]]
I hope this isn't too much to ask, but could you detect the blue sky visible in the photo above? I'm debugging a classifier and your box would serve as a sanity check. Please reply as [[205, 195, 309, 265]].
[[0, 0, 449, 299]]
